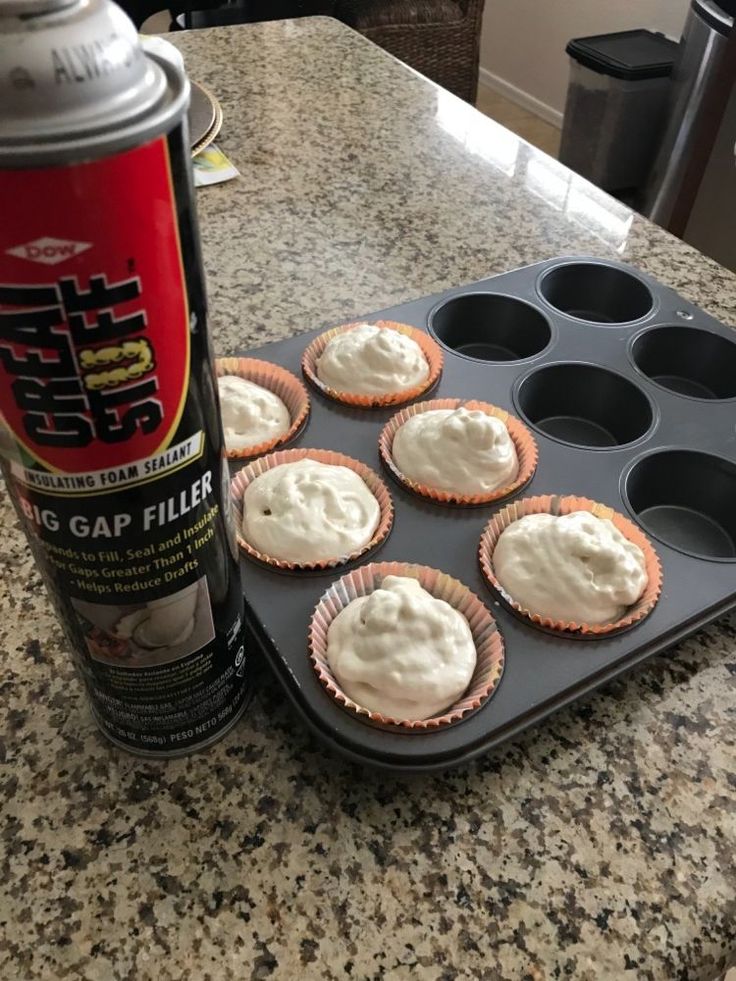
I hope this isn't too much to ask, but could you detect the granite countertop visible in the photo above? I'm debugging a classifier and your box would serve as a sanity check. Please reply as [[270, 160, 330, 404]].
[[2, 17, 735, 981]]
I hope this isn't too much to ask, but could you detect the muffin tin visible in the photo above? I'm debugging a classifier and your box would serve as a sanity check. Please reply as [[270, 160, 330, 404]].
[[235, 257, 736, 772]]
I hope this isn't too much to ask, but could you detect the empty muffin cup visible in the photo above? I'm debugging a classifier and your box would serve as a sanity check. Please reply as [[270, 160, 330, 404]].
[[539, 262, 653, 324], [479, 494, 662, 637], [516, 362, 654, 448], [308, 561, 505, 729], [378, 398, 538, 505], [215, 357, 310, 459], [231, 447, 394, 572], [630, 325, 736, 400], [428, 293, 552, 361], [624, 450, 736, 560], [301, 320, 443, 408]]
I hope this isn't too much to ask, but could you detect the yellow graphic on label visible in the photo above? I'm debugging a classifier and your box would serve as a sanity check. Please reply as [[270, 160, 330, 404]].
[[80, 339, 155, 391]]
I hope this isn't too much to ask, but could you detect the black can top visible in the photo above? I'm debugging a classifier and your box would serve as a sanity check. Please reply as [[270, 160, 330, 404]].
[[693, 0, 734, 37], [566, 29, 679, 80]]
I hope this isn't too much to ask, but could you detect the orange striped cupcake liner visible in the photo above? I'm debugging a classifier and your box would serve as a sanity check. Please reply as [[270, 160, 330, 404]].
[[230, 448, 393, 572], [478, 494, 662, 637], [308, 561, 505, 730], [215, 357, 310, 460], [301, 320, 443, 409], [378, 397, 538, 506]]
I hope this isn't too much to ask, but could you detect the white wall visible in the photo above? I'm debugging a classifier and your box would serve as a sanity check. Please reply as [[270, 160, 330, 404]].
[[479, 0, 691, 125]]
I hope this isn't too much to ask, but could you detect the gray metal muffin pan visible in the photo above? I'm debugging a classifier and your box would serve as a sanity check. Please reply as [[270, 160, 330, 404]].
[[234, 257, 736, 772]]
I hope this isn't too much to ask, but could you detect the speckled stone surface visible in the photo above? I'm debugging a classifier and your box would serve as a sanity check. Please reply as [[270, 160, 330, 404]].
[[1, 17, 735, 981]]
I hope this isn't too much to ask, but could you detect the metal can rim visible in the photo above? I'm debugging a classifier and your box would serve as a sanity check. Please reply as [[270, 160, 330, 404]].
[[0, 49, 189, 168]]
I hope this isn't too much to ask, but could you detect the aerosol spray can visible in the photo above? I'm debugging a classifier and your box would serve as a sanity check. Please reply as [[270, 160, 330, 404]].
[[0, 0, 251, 754]]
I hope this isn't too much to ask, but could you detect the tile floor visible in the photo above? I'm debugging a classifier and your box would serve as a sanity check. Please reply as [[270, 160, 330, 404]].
[[141, 10, 172, 31], [475, 85, 561, 159]]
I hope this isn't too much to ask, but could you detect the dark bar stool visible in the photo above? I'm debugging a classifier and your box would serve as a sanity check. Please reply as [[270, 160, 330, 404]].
[[119, 0, 484, 103], [171, 0, 335, 30], [117, 0, 334, 30]]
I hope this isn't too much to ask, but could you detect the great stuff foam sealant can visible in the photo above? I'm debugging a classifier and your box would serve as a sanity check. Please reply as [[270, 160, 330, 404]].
[[0, 0, 251, 754]]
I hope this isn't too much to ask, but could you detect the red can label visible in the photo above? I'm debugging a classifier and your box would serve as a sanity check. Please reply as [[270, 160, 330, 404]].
[[0, 140, 189, 473], [0, 135, 249, 755]]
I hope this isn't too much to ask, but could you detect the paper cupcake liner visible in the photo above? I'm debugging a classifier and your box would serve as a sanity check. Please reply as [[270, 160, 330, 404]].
[[308, 561, 505, 730], [478, 494, 663, 637], [301, 320, 443, 409], [230, 448, 394, 572], [378, 398, 538, 506], [215, 357, 310, 460]]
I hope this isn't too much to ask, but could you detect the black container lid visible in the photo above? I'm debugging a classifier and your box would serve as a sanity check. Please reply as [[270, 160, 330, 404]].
[[566, 29, 679, 80]]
